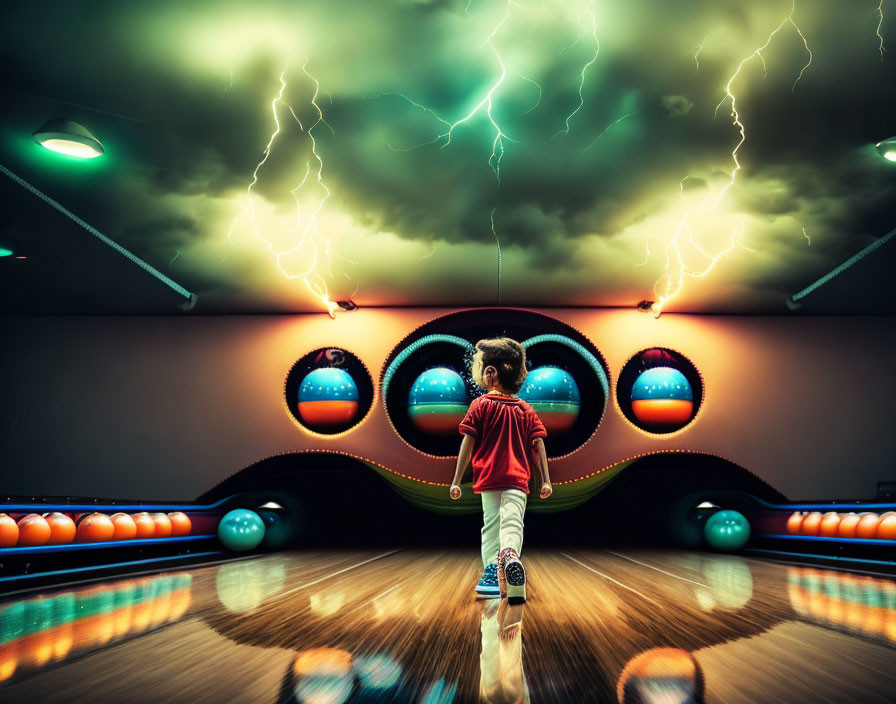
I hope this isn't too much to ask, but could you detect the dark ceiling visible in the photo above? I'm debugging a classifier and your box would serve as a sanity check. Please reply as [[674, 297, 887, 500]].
[[1, 0, 895, 315]]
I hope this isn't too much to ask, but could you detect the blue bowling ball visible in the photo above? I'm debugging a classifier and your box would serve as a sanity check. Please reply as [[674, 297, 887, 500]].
[[519, 366, 581, 433], [297, 368, 360, 429], [407, 367, 469, 435], [218, 509, 266, 551]]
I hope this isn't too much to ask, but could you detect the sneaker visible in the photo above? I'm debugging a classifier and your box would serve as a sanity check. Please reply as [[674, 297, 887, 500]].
[[476, 563, 500, 598], [497, 548, 526, 604]]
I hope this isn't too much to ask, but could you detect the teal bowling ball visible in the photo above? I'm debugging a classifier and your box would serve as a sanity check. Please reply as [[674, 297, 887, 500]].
[[218, 509, 266, 551], [407, 367, 469, 435], [704, 510, 751, 552], [257, 508, 295, 550], [518, 366, 581, 434]]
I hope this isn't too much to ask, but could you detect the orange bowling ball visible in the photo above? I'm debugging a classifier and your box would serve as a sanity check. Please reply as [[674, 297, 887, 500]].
[[110, 513, 137, 540], [167, 512, 192, 537], [132, 512, 156, 538], [819, 512, 842, 537], [76, 513, 115, 542], [801, 512, 824, 536], [786, 512, 804, 534], [151, 513, 173, 538], [855, 513, 881, 540], [0, 513, 19, 547], [838, 513, 861, 538], [17, 514, 51, 546], [877, 515, 896, 540], [43, 512, 76, 544]]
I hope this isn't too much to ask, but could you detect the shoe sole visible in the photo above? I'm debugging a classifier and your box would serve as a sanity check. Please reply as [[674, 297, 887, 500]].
[[504, 560, 526, 604]]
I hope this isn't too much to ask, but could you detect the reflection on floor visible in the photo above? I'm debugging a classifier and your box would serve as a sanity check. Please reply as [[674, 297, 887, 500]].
[[2, 549, 896, 703]]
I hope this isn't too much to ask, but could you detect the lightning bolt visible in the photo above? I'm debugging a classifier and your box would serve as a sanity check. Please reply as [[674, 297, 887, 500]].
[[227, 61, 349, 316], [646, 1, 812, 317], [552, 0, 600, 138], [802, 227, 811, 245], [694, 28, 720, 70], [583, 107, 640, 152], [877, 1, 888, 57]]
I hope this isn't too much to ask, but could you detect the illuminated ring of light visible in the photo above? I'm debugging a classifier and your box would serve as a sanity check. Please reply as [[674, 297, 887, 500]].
[[380, 334, 475, 405], [521, 334, 610, 402]]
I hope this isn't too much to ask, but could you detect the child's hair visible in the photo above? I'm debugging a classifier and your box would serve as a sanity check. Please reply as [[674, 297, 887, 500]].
[[471, 337, 528, 394]]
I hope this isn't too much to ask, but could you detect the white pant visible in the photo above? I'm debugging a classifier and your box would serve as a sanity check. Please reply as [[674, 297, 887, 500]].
[[480, 489, 527, 567]]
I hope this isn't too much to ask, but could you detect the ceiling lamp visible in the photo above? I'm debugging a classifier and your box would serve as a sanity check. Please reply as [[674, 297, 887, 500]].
[[32, 119, 104, 158], [875, 136, 896, 163]]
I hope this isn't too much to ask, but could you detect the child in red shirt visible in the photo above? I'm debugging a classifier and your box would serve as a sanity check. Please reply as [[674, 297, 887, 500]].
[[449, 337, 552, 603]]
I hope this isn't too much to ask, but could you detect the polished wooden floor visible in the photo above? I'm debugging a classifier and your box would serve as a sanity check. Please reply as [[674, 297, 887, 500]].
[[2, 548, 896, 703]]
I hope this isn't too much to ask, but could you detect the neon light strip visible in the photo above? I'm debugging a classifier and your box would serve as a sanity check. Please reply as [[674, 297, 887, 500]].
[[747, 548, 896, 568], [0, 534, 214, 554], [756, 498, 896, 511], [1, 496, 234, 512], [0, 162, 196, 303], [381, 334, 475, 401], [521, 334, 610, 396], [763, 533, 896, 545], [0, 551, 222, 583], [790, 225, 896, 303]]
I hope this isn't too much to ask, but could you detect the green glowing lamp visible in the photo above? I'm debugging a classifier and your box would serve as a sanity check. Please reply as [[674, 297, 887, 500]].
[[0, 234, 15, 257], [32, 119, 104, 158], [875, 136, 896, 163]]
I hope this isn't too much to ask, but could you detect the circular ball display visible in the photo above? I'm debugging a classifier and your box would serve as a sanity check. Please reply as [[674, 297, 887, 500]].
[[407, 367, 469, 435], [218, 509, 266, 551], [519, 366, 581, 434], [76, 513, 115, 543], [297, 368, 360, 430], [704, 510, 751, 551], [17, 514, 51, 546], [44, 512, 76, 544], [0, 513, 20, 547], [630, 366, 694, 428]]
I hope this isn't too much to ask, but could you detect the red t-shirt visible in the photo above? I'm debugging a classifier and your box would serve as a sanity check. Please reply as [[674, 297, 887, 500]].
[[459, 394, 547, 494]]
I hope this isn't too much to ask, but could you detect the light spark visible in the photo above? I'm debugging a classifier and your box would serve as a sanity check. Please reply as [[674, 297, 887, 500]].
[[878, 1, 888, 57], [552, 1, 600, 138], [583, 107, 640, 152], [803, 227, 811, 245]]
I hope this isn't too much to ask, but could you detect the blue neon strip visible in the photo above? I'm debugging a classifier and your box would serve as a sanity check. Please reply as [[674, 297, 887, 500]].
[[0, 162, 195, 302], [1, 496, 233, 512], [790, 225, 896, 302], [762, 533, 896, 546], [747, 548, 896, 569], [0, 551, 223, 584], [755, 498, 896, 511], [0, 534, 214, 555]]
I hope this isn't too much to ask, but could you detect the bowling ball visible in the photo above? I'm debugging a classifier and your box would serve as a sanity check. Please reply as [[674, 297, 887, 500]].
[[519, 366, 581, 434], [856, 513, 881, 539], [407, 367, 468, 435], [16, 514, 51, 546], [838, 513, 861, 538], [110, 513, 137, 540], [819, 512, 842, 537], [0, 513, 19, 547], [76, 513, 115, 542], [151, 513, 173, 538], [43, 512, 76, 544], [257, 509, 294, 550], [786, 512, 804, 534], [801, 511, 823, 536], [617, 648, 703, 704], [704, 510, 751, 551], [298, 368, 359, 430], [878, 515, 896, 540], [217, 509, 265, 551], [631, 366, 694, 428], [168, 512, 192, 537], [131, 512, 156, 539]]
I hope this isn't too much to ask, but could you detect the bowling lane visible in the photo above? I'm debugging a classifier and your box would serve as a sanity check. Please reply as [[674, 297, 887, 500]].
[[2, 548, 896, 703]]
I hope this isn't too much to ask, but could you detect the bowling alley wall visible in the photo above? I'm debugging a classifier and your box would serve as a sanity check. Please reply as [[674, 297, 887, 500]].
[[1, 308, 895, 503]]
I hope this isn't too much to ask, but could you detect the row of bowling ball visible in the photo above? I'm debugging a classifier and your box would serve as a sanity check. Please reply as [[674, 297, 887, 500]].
[[297, 364, 695, 434], [0, 511, 192, 547], [0, 573, 191, 682], [786, 510, 896, 540]]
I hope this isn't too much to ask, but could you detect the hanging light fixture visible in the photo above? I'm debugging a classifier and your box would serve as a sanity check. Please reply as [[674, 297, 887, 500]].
[[875, 136, 896, 163], [32, 119, 104, 158]]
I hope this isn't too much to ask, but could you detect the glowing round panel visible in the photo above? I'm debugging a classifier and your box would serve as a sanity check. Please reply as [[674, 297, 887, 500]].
[[519, 366, 581, 434], [298, 368, 359, 429], [407, 367, 468, 435], [630, 366, 694, 427]]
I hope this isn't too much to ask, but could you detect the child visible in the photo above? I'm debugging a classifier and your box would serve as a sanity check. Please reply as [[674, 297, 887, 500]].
[[449, 337, 552, 603]]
